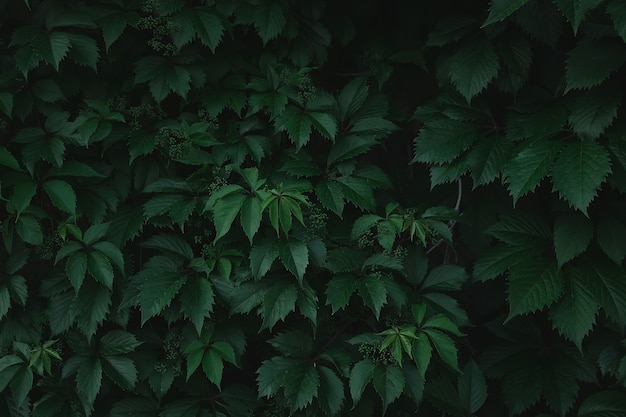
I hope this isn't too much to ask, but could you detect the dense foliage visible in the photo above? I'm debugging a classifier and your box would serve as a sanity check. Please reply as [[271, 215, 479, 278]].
[[1, 0, 626, 416]]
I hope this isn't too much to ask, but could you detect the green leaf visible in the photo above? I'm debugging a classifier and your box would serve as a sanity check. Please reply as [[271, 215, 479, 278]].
[[582, 257, 626, 323], [551, 140, 611, 214], [269, 330, 312, 357], [421, 264, 468, 291], [483, 0, 531, 26], [549, 269, 598, 350], [412, 119, 478, 164], [316, 181, 345, 217], [318, 366, 345, 416], [278, 239, 309, 283], [212, 193, 246, 242], [349, 359, 375, 405], [608, 1, 626, 43], [106, 205, 144, 247], [597, 216, 626, 264], [310, 112, 338, 140], [92, 241, 125, 274], [458, 360, 487, 414], [179, 277, 215, 335], [577, 390, 626, 417], [68, 33, 100, 70], [76, 357, 102, 406], [240, 197, 262, 244], [473, 244, 537, 281], [138, 258, 187, 324], [0, 286, 10, 320], [448, 37, 500, 101], [569, 87, 621, 139], [372, 365, 405, 414], [44, 31, 71, 70], [555, 0, 604, 33], [11, 181, 37, 215], [253, 2, 286, 44], [87, 251, 114, 290], [506, 259, 562, 321], [468, 135, 514, 187], [358, 274, 388, 319], [283, 363, 320, 411], [486, 214, 552, 247], [262, 281, 298, 330], [102, 356, 137, 389], [553, 212, 593, 267], [66, 251, 88, 291], [99, 331, 141, 356], [250, 239, 279, 279], [141, 233, 193, 261], [0, 93, 13, 117], [202, 349, 224, 388], [42, 179, 76, 214], [10, 367, 33, 407], [503, 139, 562, 203], [15, 216, 43, 246], [565, 40, 626, 91], [0, 146, 21, 170], [275, 106, 313, 150], [71, 280, 111, 338], [325, 276, 358, 313], [83, 223, 110, 246], [424, 329, 460, 372], [193, 9, 224, 52]]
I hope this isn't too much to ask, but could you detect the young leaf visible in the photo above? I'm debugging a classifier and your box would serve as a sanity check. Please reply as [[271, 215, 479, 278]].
[[553, 212, 593, 267], [506, 259, 562, 322], [551, 140, 611, 214], [448, 37, 500, 101], [372, 365, 405, 414]]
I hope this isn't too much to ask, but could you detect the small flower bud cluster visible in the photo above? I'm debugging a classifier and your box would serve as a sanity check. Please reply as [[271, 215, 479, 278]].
[[358, 342, 396, 365], [155, 127, 191, 159]]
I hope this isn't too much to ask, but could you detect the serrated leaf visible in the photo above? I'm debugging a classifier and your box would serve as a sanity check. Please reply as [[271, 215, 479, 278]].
[[240, 197, 262, 244], [15, 216, 43, 246], [412, 119, 478, 164], [0, 93, 13, 117], [318, 366, 344, 416], [448, 37, 500, 101], [66, 251, 87, 291], [253, 2, 286, 44], [468, 135, 514, 187], [76, 357, 102, 406], [581, 256, 626, 324], [503, 139, 562, 203], [424, 329, 460, 372], [608, 1, 626, 43], [212, 193, 246, 242], [358, 274, 387, 319], [68, 33, 99, 70], [278, 239, 308, 283], [10, 367, 33, 408], [283, 363, 320, 411], [202, 349, 224, 388], [551, 140, 611, 214], [269, 330, 312, 357], [250, 239, 279, 279], [483, 0, 531, 26], [42, 179, 76, 214], [569, 87, 621, 139], [506, 259, 563, 322], [193, 9, 224, 52], [426, 15, 478, 47], [549, 269, 598, 350], [597, 216, 626, 264], [310, 111, 338, 140], [102, 356, 137, 390], [325, 276, 358, 313], [45, 31, 71, 70], [11, 180, 37, 215], [349, 359, 375, 405], [316, 181, 345, 217], [458, 360, 487, 414], [372, 365, 405, 414], [577, 390, 626, 417], [179, 277, 214, 335], [71, 280, 111, 338], [141, 233, 193, 261], [565, 40, 626, 91], [553, 212, 593, 267], [87, 251, 114, 290], [138, 258, 187, 324], [555, 0, 604, 33], [99, 331, 141, 356], [0, 286, 10, 320], [473, 244, 537, 281], [486, 213, 552, 247], [262, 281, 298, 330], [421, 264, 468, 291]]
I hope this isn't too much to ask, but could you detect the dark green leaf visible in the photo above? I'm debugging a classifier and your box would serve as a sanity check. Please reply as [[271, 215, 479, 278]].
[[448, 37, 500, 101], [372, 364, 404, 414], [506, 259, 563, 322], [250, 239, 279, 279], [553, 212, 593, 267], [565, 40, 626, 91], [577, 390, 626, 417], [179, 277, 215, 335], [262, 281, 298, 330], [458, 360, 487, 414], [597, 215, 626, 264], [349, 359, 375, 405], [483, 0, 531, 26]]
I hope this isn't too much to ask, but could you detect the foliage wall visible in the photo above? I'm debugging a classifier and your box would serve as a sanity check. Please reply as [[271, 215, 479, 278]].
[[1, 0, 626, 416]]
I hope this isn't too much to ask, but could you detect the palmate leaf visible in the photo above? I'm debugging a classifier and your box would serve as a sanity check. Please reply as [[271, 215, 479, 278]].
[[549, 268, 598, 351], [448, 37, 500, 101], [565, 40, 626, 92], [553, 212, 593, 267], [578, 390, 626, 417], [483, 0, 531, 26], [551, 140, 611, 214], [503, 139, 562, 203], [505, 259, 563, 322]]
